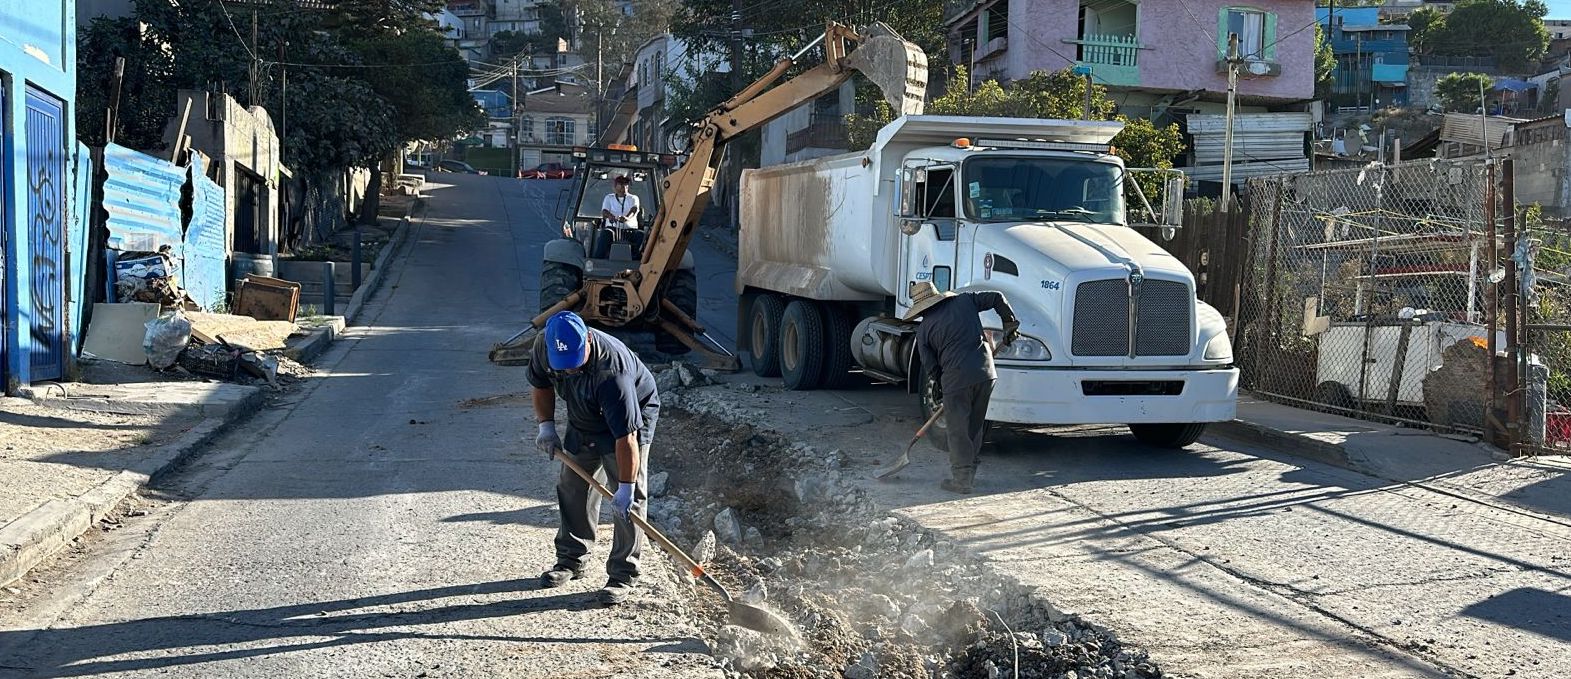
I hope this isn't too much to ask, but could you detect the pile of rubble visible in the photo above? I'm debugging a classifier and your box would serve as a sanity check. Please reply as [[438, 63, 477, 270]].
[[640, 370, 1161, 679]]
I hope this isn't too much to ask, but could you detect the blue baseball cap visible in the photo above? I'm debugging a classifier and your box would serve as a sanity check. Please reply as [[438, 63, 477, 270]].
[[544, 311, 591, 371]]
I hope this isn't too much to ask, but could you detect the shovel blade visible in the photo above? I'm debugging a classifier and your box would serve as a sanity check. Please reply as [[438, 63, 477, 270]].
[[874, 451, 911, 480], [729, 601, 800, 639]]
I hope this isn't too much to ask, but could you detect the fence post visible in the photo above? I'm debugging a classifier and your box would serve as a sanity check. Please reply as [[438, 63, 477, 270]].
[[1503, 158, 1519, 456], [1486, 161, 1500, 444], [323, 261, 337, 317], [352, 226, 363, 291], [1253, 183, 1285, 389]]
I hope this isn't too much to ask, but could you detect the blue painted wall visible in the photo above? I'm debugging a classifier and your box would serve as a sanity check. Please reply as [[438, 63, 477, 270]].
[[1, 1, 81, 390]]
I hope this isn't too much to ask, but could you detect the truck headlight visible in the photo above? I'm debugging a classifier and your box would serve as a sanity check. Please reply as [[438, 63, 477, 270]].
[[1204, 332, 1233, 361], [987, 331, 1052, 361]]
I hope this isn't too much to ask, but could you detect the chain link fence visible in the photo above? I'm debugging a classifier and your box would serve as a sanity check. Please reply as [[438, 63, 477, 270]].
[[1239, 159, 1497, 434], [1524, 215, 1571, 454]]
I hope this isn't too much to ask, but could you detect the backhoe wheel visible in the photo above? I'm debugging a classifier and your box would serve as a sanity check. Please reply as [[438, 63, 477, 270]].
[[748, 294, 786, 377], [1128, 423, 1208, 449], [780, 300, 827, 391], [655, 269, 699, 355], [539, 260, 582, 314], [820, 303, 856, 389]]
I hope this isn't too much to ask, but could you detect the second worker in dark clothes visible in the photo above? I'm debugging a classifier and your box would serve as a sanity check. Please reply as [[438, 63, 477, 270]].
[[528, 311, 660, 606], [906, 281, 1020, 494]]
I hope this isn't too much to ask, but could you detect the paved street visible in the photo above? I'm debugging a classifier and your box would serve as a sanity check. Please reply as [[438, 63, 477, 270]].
[[0, 175, 725, 678], [3, 173, 1569, 678]]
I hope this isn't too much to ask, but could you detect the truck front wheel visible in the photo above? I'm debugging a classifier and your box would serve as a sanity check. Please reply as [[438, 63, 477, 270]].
[[1128, 423, 1208, 449], [748, 294, 786, 377], [780, 300, 827, 391]]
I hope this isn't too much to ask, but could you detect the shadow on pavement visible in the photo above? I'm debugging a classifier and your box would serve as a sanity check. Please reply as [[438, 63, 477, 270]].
[[0, 579, 689, 677], [1460, 586, 1571, 643]]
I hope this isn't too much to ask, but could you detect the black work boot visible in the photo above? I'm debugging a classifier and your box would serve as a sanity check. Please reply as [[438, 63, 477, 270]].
[[539, 564, 585, 589], [940, 477, 974, 494], [598, 579, 637, 606]]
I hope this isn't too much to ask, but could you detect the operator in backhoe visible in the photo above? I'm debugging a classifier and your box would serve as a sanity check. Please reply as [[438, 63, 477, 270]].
[[907, 282, 1020, 494], [529, 311, 660, 606], [600, 174, 643, 252]]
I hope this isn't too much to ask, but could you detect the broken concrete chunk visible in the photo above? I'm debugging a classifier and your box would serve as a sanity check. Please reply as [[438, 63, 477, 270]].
[[694, 531, 718, 566], [655, 368, 682, 393], [744, 526, 762, 544], [868, 594, 901, 620], [648, 471, 670, 497], [714, 507, 743, 544], [844, 651, 877, 679], [904, 548, 934, 570]]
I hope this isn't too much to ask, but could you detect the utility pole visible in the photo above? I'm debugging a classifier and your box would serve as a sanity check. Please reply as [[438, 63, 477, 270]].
[[249, 10, 259, 105], [726, 0, 745, 228], [512, 57, 521, 176], [596, 25, 605, 142], [1220, 32, 1242, 212]]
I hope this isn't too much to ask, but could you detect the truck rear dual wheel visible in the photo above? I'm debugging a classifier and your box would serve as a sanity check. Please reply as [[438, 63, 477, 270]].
[[780, 300, 828, 390], [749, 295, 786, 377], [1128, 423, 1208, 449]]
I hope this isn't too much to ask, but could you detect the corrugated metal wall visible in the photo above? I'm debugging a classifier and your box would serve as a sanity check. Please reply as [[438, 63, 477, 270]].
[[1184, 112, 1313, 184], [101, 143, 186, 254], [185, 155, 228, 310]]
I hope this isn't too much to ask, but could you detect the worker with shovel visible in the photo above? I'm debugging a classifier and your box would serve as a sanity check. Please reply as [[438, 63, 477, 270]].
[[528, 311, 659, 606], [906, 282, 1020, 494]]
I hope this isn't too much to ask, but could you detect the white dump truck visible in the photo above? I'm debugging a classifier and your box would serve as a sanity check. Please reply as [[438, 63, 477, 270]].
[[736, 115, 1238, 447]]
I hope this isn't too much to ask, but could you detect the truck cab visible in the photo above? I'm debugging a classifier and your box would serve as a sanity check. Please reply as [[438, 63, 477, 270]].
[[737, 115, 1238, 448]]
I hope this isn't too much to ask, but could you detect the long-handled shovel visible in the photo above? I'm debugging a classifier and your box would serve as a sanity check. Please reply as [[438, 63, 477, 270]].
[[553, 450, 799, 639], [874, 404, 944, 481]]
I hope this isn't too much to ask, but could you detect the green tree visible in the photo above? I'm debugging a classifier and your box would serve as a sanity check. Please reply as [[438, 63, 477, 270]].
[[1315, 24, 1336, 99], [1429, 0, 1548, 73], [847, 66, 1184, 208], [1405, 6, 1446, 54], [1435, 71, 1495, 112]]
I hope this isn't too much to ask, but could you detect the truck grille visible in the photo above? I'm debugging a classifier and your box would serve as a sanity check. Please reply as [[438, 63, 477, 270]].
[[1071, 279, 1191, 357]]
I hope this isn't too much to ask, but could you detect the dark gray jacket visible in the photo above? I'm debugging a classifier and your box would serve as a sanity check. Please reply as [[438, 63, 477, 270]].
[[915, 291, 1019, 393]]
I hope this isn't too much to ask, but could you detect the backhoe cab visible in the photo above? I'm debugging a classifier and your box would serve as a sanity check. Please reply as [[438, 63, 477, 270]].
[[489, 22, 928, 369], [538, 145, 698, 356]]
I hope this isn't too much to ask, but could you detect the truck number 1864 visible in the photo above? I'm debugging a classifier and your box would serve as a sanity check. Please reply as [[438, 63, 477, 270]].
[[1040, 280, 1061, 290]]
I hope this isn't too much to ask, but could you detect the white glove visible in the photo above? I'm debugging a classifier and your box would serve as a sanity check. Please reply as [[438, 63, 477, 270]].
[[536, 422, 561, 458]]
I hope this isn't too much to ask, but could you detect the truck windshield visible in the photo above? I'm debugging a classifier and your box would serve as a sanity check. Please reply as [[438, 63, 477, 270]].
[[961, 157, 1125, 225], [576, 169, 659, 219]]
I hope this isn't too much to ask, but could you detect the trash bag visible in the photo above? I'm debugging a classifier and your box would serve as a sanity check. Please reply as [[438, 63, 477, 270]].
[[143, 310, 192, 369]]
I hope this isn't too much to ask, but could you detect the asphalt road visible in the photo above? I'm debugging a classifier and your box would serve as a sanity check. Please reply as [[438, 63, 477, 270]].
[[0, 175, 727, 678]]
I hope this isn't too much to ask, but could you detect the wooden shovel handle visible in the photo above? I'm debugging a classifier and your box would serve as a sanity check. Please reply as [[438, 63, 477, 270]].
[[553, 451, 712, 581]]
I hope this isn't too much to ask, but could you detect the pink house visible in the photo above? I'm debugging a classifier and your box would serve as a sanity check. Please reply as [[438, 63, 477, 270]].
[[945, 0, 1317, 116]]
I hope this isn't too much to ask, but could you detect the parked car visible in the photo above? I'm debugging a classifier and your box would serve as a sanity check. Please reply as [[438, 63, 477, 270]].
[[435, 160, 480, 174], [523, 162, 575, 179]]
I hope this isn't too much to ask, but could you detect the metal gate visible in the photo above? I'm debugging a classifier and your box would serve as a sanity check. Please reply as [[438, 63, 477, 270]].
[[25, 87, 66, 381]]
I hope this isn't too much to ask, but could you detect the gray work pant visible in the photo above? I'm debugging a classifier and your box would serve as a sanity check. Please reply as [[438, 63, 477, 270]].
[[943, 379, 995, 484], [554, 426, 652, 584]]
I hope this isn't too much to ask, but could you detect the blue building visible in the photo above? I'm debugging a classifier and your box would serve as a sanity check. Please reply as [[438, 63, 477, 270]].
[[1318, 6, 1412, 109], [1, 2, 90, 391]]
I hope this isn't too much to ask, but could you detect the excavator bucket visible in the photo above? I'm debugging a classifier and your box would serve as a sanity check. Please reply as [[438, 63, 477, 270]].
[[848, 23, 928, 116], [489, 326, 539, 366]]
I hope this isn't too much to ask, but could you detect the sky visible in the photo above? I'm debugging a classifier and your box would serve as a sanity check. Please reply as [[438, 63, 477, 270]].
[[1550, 1, 1571, 20]]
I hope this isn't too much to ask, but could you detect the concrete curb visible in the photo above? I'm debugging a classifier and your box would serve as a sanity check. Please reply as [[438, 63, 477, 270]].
[[283, 317, 347, 364], [1208, 418, 1356, 472], [343, 200, 421, 326], [0, 387, 266, 588]]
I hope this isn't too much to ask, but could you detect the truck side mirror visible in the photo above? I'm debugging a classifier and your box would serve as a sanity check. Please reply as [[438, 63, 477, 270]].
[[897, 168, 920, 218], [1162, 175, 1185, 228]]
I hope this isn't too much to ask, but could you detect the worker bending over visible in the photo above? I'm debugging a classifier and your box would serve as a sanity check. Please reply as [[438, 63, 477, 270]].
[[906, 282, 1020, 494], [529, 311, 660, 606]]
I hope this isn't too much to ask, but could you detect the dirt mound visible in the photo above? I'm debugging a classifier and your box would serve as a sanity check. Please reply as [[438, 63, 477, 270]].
[[649, 410, 1161, 679]]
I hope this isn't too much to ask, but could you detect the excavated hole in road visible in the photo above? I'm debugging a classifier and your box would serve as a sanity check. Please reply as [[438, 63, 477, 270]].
[[644, 376, 1164, 679]]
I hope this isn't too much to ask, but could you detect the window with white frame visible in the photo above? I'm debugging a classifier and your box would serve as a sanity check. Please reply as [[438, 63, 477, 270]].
[[546, 117, 576, 145], [1224, 8, 1268, 59], [519, 116, 535, 142]]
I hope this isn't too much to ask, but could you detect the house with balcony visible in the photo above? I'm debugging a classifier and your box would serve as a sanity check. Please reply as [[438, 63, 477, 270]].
[[447, 0, 492, 62], [1318, 6, 1410, 110], [943, 0, 1316, 119]]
